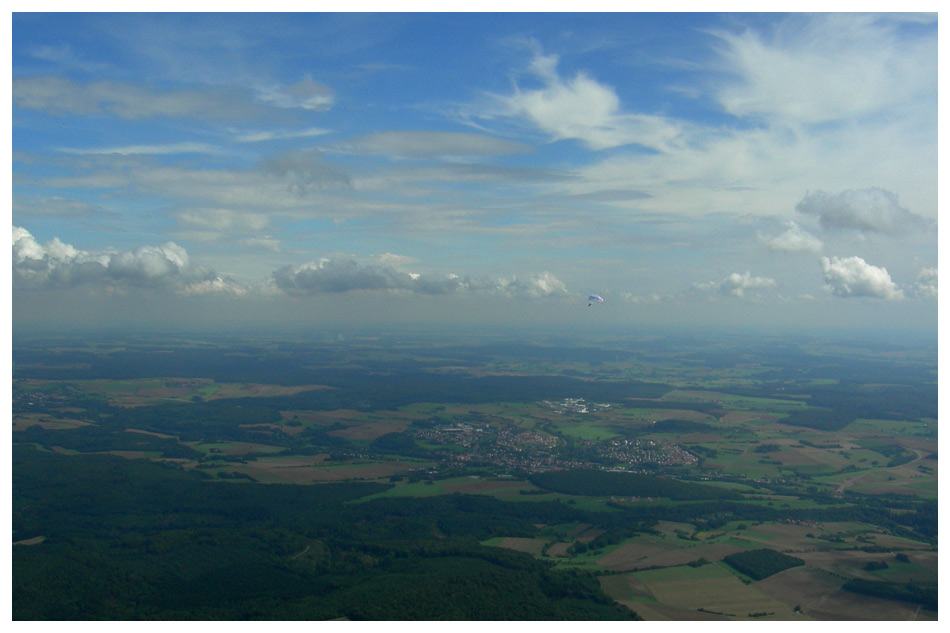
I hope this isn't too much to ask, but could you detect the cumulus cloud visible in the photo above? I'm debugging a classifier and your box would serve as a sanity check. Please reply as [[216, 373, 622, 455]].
[[796, 188, 932, 234], [695, 271, 777, 298], [180, 277, 247, 296], [12, 225, 228, 293], [272, 257, 567, 299], [912, 267, 937, 299], [820, 255, 903, 300], [759, 220, 823, 253], [486, 49, 682, 151]]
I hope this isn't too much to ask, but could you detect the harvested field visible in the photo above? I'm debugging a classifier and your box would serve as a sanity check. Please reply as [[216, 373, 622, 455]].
[[720, 411, 779, 425], [638, 603, 729, 621], [239, 457, 428, 484], [754, 566, 844, 612], [803, 587, 936, 620], [594, 538, 687, 571], [495, 537, 547, 555], [598, 542, 747, 571], [546, 542, 571, 557], [575, 528, 606, 543], [13, 413, 91, 431], [726, 522, 819, 551], [634, 564, 796, 619], [328, 419, 411, 440], [797, 547, 937, 583], [636, 564, 797, 620], [68, 379, 331, 407]]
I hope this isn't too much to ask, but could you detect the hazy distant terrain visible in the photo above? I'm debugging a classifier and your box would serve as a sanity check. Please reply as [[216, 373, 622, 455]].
[[12, 329, 937, 620]]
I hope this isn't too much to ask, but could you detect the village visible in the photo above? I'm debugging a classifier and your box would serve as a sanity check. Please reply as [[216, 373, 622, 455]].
[[411, 402, 697, 474]]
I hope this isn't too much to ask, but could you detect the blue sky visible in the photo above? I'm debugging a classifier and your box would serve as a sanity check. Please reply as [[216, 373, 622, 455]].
[[10, 11, 939, 334]]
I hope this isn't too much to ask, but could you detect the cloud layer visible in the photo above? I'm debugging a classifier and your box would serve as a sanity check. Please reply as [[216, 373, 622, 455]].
[[796, 188, 932, 234], [272, 258, 567, 298]]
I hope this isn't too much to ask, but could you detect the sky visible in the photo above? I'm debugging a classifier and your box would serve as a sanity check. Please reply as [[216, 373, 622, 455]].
[[8, 10, 940, 335]]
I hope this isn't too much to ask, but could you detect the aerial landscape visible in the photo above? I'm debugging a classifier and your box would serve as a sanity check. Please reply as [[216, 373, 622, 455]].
[[10, 11, 937, 621], [11, 328, 938, 619]]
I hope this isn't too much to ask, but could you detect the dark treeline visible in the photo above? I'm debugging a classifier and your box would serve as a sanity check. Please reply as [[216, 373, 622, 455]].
[[722, 549, 805, 580]]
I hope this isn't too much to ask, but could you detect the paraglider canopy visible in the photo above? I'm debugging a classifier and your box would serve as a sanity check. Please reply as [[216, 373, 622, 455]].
[[588, 294, 604, 307]]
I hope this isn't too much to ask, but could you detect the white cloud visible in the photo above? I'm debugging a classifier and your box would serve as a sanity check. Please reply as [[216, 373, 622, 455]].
[[711, 13, 936, 125], [233, 127, 331, 143], [487, 49, 682, 151], [759, 221, 823, 253], [271, 257, 567, 299], [256, 80, 334, 111], [12, 225, 221, 293], [696, 271, 777, 298], [796, 188, 932, 234], [180, 277, 247, 296], [820, 255, 903, 300]]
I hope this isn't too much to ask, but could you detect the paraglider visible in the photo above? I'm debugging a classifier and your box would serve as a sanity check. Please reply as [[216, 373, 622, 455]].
[[588, 294, 604, 307]]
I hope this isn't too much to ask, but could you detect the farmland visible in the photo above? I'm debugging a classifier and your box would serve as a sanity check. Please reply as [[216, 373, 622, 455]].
[[12, 328, 937, 619]]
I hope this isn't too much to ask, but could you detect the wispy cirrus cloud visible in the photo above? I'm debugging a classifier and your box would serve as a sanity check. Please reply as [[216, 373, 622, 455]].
[[710, 14, 936, 126], [233, 127, 331, 143], [13, 76, 256, 120], [255, 79, 335, 111], [58, 142, 223, 156], [348, 131, 532, 159], [480, 46, 684, 152]]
